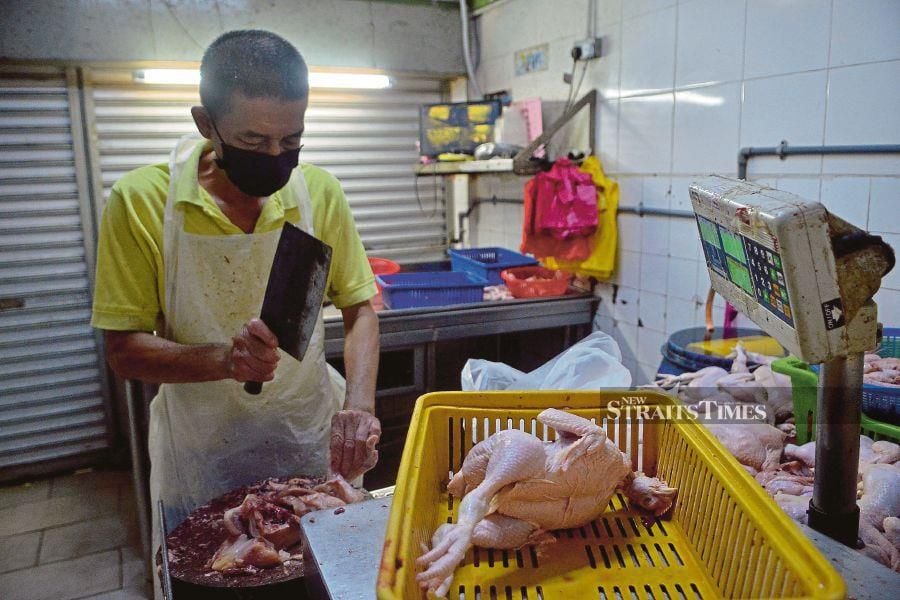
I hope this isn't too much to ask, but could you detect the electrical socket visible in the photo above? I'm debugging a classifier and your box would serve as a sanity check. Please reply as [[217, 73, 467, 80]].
[[571, 37, 602, 61]]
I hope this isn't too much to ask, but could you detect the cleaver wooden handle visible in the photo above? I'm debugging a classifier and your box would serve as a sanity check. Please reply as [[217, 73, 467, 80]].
[[244, 381, 263, 395]]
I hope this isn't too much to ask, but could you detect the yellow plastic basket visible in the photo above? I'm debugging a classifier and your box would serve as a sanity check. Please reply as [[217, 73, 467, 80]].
[[377, 391, 845, 600]]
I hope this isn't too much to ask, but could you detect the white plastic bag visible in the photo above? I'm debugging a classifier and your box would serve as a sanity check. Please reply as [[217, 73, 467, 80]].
[[460, 359, 524, 391], [461, 331, 632, 391]]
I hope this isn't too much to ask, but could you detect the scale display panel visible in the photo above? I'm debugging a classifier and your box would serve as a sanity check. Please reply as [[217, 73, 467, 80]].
[[695, 215, 794, 327], [690, 176, 885, 364]]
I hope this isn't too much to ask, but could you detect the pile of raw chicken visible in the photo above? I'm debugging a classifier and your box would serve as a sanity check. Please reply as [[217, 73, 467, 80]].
[[653, 345, 900, 571], [865, 352, 900, 386], [208, 475, 364, 574]]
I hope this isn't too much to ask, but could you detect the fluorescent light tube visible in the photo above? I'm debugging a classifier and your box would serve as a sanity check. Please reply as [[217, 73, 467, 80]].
[[308, 72, 392, 89], [134, 69, 201, 85], [134, 69, 391, 89]]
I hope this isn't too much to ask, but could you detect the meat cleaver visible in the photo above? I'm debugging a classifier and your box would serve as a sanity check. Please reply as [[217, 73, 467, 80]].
[[244, 223, 333, 394]]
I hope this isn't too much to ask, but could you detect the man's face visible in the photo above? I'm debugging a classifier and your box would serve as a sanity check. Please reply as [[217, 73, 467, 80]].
[[198, 91, 308, 157]]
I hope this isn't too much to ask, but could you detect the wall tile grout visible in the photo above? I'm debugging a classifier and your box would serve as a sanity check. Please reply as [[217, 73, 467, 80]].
[[608, 56, 900, 101]]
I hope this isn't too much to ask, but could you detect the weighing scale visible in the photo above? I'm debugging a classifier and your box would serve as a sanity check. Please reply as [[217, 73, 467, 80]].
[[690, 176, 895, 546]]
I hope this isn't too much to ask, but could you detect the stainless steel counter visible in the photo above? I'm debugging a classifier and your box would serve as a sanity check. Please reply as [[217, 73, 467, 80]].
[[300, 496, 900, 600], [301, 496, 393, 600]]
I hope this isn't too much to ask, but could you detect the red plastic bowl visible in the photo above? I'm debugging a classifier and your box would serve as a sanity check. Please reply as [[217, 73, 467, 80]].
[[368, 257, 401, 294], [500, 266, 572, 298]]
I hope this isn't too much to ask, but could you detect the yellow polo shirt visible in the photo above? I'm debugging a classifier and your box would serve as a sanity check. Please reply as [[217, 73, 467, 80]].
[[91, 154, 376, 333]]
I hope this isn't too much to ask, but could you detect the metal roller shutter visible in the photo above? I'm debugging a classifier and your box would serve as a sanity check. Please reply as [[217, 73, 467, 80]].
[[0, 67, 111, 478], [85, 68, 449, 262]]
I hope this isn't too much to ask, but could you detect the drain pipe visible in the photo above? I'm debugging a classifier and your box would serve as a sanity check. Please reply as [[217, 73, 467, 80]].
[[455, 196, 522, 246], [738, 141, 900, 179], [459, 0, 483, 99]]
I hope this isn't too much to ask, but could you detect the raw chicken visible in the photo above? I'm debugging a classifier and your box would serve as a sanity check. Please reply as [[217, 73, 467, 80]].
[[275, 490, 345, 515], [207, 534, 287, 573], [864, 354, 900, 386], [773, 492, 810, 524], [262, 474, 364, 517], [314, 477, 367, 504], [784, 440, 817, 469], [416, 409, 676, 597], [785, 436, 899, 474], [655, 366, 729, 402], [223, 494, 300, 550], [653, 344, 793, 424], [885, 517, 900, 548], [763, 474, 813, 496], [212, 475, 364, 574], [873, 441, 900, 465], [755, 461, 812, 486], [858, 464, 900, 571], [704, 423, 786, 475], [751, 364, 794, 422]]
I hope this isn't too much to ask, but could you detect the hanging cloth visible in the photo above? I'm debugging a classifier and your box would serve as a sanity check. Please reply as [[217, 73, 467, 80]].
[[543, 155, 619, 280]]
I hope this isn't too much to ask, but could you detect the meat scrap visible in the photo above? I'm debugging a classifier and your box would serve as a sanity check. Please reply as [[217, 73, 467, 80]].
[[208, 475, 363, 575], [208, 534, 287, 574]]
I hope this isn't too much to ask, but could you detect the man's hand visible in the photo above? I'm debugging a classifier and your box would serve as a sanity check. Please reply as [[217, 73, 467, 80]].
[[229, 318, 280, 382], [330, 410, 381, 480]]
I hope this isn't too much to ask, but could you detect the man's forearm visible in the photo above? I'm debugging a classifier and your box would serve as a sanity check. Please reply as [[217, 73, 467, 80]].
[[105, 330, 231, 383], [340, 301, 379, 412]]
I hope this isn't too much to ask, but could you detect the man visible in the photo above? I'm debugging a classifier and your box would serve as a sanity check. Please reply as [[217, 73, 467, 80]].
[[91, 30, 381, 546]]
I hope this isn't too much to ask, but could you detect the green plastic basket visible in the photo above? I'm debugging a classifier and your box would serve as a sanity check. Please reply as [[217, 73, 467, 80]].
[[772, 356, 900, 445]]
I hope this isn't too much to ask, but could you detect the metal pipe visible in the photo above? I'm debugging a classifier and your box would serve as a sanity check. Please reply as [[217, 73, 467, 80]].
[[738, 142, 900, 179], [808, 352, 864, 547], [618, 204, 695, 219], [459, 0, 483, 99]]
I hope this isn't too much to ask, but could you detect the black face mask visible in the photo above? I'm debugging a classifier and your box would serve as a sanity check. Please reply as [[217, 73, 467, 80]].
[[211, 120, 301, 197]]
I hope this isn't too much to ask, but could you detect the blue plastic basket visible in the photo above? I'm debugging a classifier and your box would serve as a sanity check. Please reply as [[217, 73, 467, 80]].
[[376, 271, 486, 309], [809, 327, 899, 425], [449, 247, 537, 285]]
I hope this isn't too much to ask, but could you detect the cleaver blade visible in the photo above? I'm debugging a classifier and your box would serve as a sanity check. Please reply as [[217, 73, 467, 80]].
[[244, 222, 332, 395]]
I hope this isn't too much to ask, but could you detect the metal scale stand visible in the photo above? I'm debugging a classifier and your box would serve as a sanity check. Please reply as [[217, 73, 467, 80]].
[[690, 176, 894, 546]]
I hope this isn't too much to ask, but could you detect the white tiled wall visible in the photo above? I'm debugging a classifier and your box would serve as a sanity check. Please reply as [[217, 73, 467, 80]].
[[471, 0, 900, 383]]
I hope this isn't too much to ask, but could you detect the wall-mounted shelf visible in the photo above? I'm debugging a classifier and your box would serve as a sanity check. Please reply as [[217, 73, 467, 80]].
[[413, 89, 596, 178], [413, 158, 514, 175]]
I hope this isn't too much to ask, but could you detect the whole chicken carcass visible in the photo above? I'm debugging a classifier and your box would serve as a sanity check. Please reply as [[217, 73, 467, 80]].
[[416, 409, 677, 597], [858, 463, 900, 571], [704, 423, 786, 475]]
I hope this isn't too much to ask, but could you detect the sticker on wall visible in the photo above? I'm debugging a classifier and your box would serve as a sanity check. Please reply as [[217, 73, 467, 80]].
[[515, 44, 549, 76]]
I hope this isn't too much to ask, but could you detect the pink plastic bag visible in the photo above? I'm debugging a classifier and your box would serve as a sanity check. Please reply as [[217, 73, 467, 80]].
[[534, 158, 598, 239]]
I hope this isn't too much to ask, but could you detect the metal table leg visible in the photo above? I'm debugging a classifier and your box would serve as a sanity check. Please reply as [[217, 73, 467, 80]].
[[125, 380, 153, 580], [808, 353, 863, 547]]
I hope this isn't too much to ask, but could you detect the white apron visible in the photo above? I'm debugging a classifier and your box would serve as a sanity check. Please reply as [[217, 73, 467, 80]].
[[148, 136, 343, 573]]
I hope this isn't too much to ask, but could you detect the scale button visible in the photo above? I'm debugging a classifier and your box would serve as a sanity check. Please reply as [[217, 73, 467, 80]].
[[776, 299, 784, 311], [778, 272, 785, 284], [780, 288, 788, 301], [774, 255, 782, 269], [784, 306, 792, 318]]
